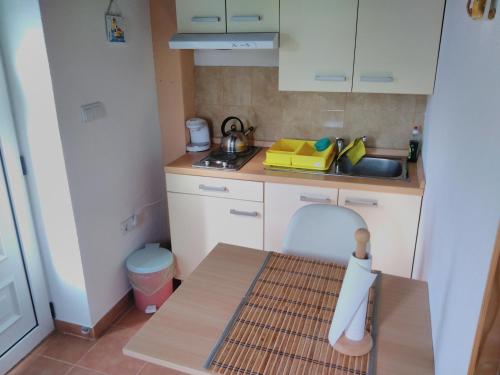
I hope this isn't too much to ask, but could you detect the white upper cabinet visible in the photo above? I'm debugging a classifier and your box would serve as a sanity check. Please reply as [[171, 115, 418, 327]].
[[352, 0, 445, 94], [279, 0, 358, 92], [226, 0, 279, 33], [175, 0, 226, 33]]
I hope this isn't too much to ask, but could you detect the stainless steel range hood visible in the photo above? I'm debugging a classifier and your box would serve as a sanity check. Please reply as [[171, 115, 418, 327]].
[[169, 33, 278, 50]]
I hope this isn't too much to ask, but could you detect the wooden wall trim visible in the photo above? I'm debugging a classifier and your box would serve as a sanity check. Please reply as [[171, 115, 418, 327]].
[[150, 0, 195, 165], [468, 222, 500, 374], [54, 291, 134, 339]]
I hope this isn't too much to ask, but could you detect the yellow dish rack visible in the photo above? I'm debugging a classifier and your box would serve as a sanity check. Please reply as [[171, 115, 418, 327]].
[[263, 139, 335, 171]]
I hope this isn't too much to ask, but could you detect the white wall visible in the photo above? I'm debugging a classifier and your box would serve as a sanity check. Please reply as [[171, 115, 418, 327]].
[[420, 2, 500, 374], [0, 0, 92, 326], [38, 0, 167, 325]]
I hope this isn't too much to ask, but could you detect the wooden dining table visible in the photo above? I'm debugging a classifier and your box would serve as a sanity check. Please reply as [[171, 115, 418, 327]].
[[123, 243, 434, 375]]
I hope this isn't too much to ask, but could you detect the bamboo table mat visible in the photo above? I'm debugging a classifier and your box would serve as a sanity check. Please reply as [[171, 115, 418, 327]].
[[205, 252, 379, 375]]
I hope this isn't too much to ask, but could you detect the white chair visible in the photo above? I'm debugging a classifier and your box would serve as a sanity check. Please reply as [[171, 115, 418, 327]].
[[282, 204, 368, 265]]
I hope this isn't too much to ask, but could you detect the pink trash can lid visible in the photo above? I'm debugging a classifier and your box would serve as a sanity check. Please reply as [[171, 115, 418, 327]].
[[126, 243, 173, 274]]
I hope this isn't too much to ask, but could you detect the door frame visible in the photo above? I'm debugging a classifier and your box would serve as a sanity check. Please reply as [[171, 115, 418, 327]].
[[0, 56, 53, 374]]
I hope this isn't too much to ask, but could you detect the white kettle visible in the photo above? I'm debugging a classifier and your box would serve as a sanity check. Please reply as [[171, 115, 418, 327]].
[[186, 118, 210, 152]]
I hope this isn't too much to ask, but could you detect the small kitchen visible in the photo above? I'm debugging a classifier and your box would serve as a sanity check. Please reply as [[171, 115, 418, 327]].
[[1, 1, 499, 375]]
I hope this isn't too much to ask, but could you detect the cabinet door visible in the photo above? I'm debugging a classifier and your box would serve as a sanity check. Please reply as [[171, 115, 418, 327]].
[[168, 192, 263, 279], [353, 0, 445, 94], [226, 0, 279, 33], [279, 0, 358, 92], [264, 183, 338, 252], [338, 189, 421, 278], [175, 0, 226, 33]]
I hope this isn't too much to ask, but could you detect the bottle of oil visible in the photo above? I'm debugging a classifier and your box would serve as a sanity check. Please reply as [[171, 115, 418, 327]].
[[407, 126, 420, 162]]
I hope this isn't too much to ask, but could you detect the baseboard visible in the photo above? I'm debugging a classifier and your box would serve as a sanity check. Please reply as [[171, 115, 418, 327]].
[[54, 290, 134, 339]]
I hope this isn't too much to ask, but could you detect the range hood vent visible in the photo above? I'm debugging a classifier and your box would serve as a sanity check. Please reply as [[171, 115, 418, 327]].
[[169, 33, 278, 50]]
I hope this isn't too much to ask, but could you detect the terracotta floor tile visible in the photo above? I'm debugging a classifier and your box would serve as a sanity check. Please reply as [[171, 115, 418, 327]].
[[77, 326, 144, 375], [38, 332, 96, 363], [8, 355, 72, 375], [114, 307, 151, 330], [66, 366, 106, 375], [139, 363, 187, 375]]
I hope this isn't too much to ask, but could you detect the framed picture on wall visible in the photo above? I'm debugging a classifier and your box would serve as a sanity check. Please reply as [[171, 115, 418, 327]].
[[105, 15, 125, 43]]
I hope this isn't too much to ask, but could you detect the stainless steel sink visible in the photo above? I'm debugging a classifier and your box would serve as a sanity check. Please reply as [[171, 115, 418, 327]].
[[335, 156, 407, 180], [264, 154, 408, 180]]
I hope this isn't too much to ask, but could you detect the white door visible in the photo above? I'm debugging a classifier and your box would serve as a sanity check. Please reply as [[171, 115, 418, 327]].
[[0, 150, 37, 356], [0, 55, 52, 373]]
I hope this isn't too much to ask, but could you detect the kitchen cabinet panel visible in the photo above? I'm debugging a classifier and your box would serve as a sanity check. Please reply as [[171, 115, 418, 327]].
[[264, 183, 338, 252], [279, 0, 358, 92], [175, 0, 226, 33], [226, 0, 279, 33], [339, 189, 421, 278], [353, 0, 445, 94], [168, 192, 263, 279]]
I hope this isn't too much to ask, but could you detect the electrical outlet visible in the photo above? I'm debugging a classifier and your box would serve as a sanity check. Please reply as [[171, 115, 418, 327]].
[[121, 214, 138, 233], [81, 102, 106, 123]]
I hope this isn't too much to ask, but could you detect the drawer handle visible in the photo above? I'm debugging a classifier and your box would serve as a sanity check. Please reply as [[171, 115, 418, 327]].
[[191, 16, 221, 23], [231, 15, 262, 22], [315, 74, 347, 82], [199, 184, 228, 192], [345, 198, 378, 207], [300, 195, 332, 204], [360, 75, 394, 83], [230, 209, 259, 217]]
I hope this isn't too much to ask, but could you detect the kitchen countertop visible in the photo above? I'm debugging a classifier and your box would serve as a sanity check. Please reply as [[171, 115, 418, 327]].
[[124, 243, 434, 374], [165, 147, 425, 196]]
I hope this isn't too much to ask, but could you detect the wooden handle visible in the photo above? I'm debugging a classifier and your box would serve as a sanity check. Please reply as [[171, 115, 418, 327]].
[[355, 228, 370, 259]]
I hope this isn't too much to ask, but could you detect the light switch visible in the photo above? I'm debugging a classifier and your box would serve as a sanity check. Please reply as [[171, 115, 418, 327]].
[[81, 102, 106, 123]]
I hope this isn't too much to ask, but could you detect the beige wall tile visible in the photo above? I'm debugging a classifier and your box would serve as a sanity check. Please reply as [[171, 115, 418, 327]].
[[222, 67, 253, 106], [194, 66, 428, 150], [195, 67, 223, 106]]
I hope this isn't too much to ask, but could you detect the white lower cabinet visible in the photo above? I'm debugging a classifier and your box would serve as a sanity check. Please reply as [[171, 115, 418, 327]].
[[338, 189, 422, 278], [167, 183, 263, 279], [264, 183, 338, 252], [166, 173, 422, 280]]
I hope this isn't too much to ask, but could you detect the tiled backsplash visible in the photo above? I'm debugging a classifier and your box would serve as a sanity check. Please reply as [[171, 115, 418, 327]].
[[195, 67, 427, 149]]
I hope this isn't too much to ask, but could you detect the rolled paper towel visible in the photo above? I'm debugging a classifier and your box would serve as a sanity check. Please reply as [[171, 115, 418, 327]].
[[328, 253, 377, 347]]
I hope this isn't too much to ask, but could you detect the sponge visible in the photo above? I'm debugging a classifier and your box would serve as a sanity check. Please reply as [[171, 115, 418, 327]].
[[314, 137, 332, 152]]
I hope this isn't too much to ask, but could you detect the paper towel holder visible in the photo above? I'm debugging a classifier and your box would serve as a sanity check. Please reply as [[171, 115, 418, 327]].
[[333, 228, 374, 356]]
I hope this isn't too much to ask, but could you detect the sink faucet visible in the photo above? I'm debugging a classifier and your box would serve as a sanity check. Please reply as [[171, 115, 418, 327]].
[[335, 137, 345, 157]]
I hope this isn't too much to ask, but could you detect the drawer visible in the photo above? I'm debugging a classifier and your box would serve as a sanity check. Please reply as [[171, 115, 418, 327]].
[[166, 174, 263, 202]]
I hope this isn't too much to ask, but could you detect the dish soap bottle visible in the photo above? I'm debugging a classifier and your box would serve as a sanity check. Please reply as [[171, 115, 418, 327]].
[[407, 126, 421, 162]]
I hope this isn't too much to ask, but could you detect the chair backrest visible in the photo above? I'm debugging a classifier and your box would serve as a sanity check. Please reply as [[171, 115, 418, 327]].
[[282, 204, 368, 265]]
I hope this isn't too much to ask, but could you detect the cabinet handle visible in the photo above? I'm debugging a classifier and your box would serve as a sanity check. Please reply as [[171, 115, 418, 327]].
[[199, 184, 228, 192], [300, 195, 332, 204], [315, 74, 347, 82], [231, 15, 262, 22], [344, 198, 378, 207], [230, 209, 259, 217], [360, 75, 394, 83], [191, 16, 221, 23]]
